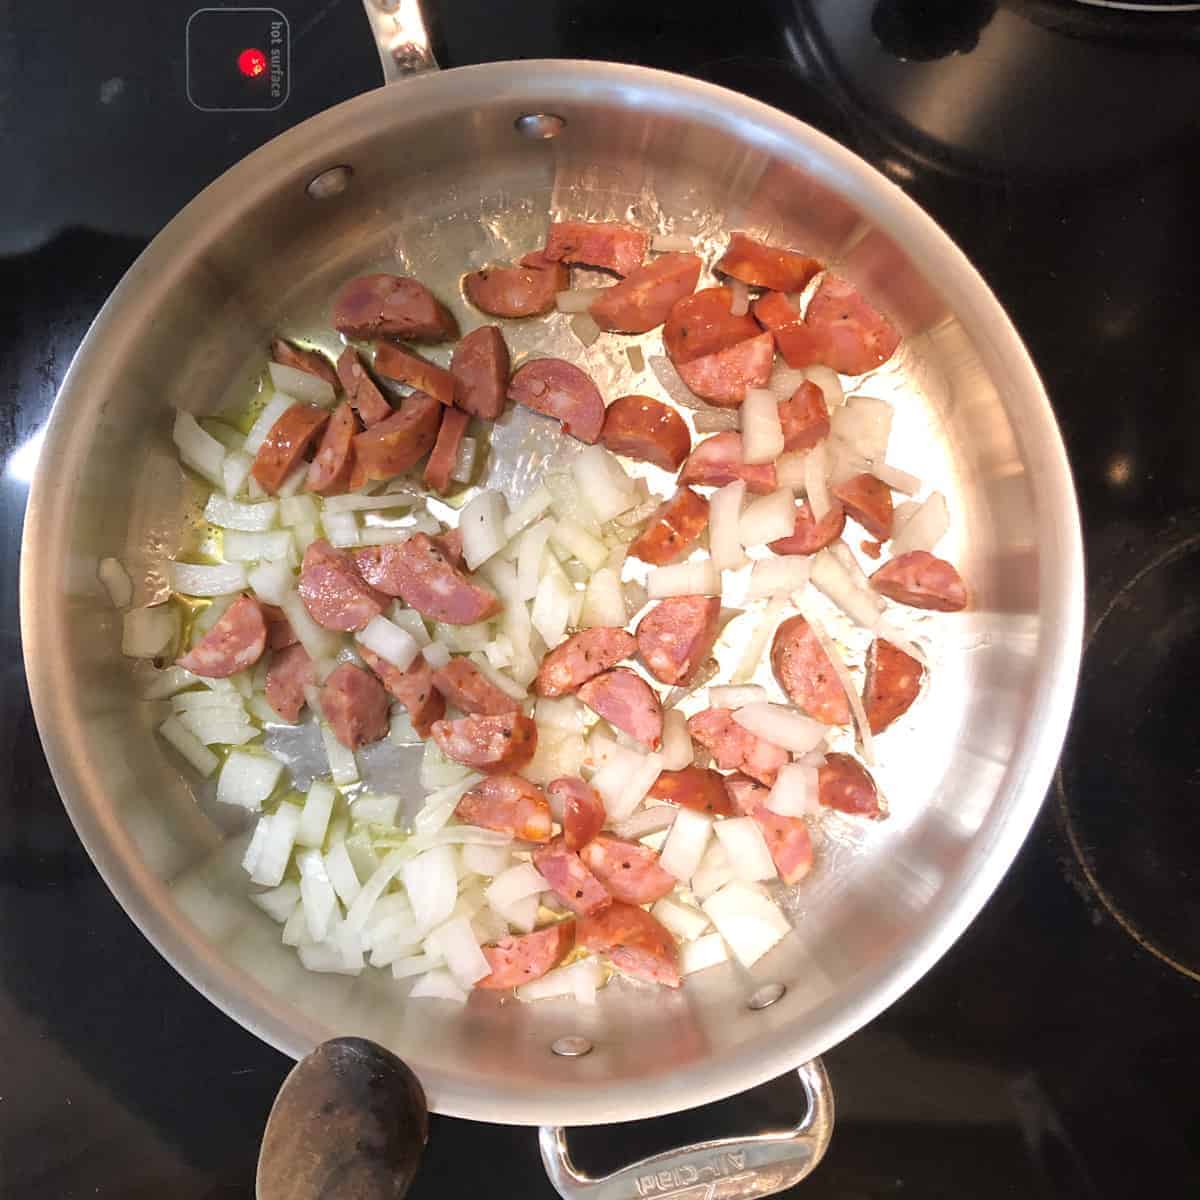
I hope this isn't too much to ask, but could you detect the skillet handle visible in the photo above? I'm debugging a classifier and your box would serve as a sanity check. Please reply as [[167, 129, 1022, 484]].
[[539, 1058, 834, 1200], [361, 0, 439, 81]]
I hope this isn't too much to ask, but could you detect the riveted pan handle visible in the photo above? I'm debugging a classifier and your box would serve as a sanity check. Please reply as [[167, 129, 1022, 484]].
[[539, 1059, 834, 1200], [361, 0, 439, 81]]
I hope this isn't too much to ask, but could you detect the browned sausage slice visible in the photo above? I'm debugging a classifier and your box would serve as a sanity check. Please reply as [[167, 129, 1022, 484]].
[[577, 667, 663, 750], [265, 642, 314, 722], [177, 595, 267, 678], [533, 839, 612, 917], [270, 338, 341, 391], [579, 835, 676, 905], [767, 500, 846, 556], [359, 646, 445, 736], [320, 662, 390, 750], [432, 657, 519, 716], [456, 774, 552, 842], [831, 472, 894, 541], [350, 391, 442, 486], [628, 488, 710, 566], [777, 381, 830, 452], [678, 432, 777, 494], [450, 325, 510, 420], [648, 766, 735, 816], [431, 711, 537, 774], [422, 407, 470, 495], [674, 332, 775, 407], [664, 286, 763, 366], [544, 222, 648, 276], [589, 253, 703, 334], [871, 551, 967, 612], [577, 901, 681, 988], [636, 596, 721, 686], [548, 778, 606, 852], [353, 533, 501, 625], [475, 921, 576, 990], [336, 347, 392, 427], [722, 771, 768, 816], [332, 273, 458, 342], [770, 614, 851, 725], [373, 342, 456, 408], [534, 627, 637, 697], [715, 233, 822, 293], [507, 358, 605, 444], [686, 709, 788, 786], [305, 400, 358, 496], [863, 637, 924, 734], [818, 752, 883, 818], [250, 403, 329, 493], [599, 394, 690, 471], [462, 252, 568, 319], [750, 807, 814, 884], [298, 539, 387, 632]]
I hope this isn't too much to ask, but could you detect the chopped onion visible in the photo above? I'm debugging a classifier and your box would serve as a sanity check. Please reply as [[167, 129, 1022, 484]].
[[738, 488, 797, 548], [222, 449, 254, 499], [729, 278, 751, 317], [659, 708, 694, 770], [517, 956, 603, 1004], [580, 567, 626, 628], [460, 842, 512, 877], [298, 939, 363, 976], [709, 684, 768, 708], [402, 845, 459, 932], [572, 445, 635, 522], [591, 749, 663, 821], [122, 605, 177, 658], [802, 365, 844, 409], [216, 750, 282, 811], [767, 362, 811, 399], [646, 559, 720, 599], [278, 589, 342, 666], [390, 704, 419, 745], [740, 389, 784, 464], [830, 396, 893, 463], [652, 897, 711, 941], [484, 862, 548, 910], [709, 480, 747, 571], [296, 780, 336, 848], [295, 849, 338, 940], [810, 550, 883, 629], [535, 696, 588, 733], [612, 804, 677, 840], [766, 762, 820, 817], [157, 716, 219, 776], [730, 594, 786, 685], [714, 816, 777, 882], [433, 621, 493, 652], [352, 791, 402, 828], [386, 606, 430, 647], [490, 891, 539, 934], [531, 566, 572, 650], [460, 489, 509, 570], [660, 807, 713, 882], [868, 460, 921, 496], [449, 435, 477, 485], [421, 641, 451, 670], [250, 804, 302, 888], [556, 288, 607, 313], [321, 509, 359, 549], [467, 653, 527, 701], [170, 689, 246, 714], [426, 915, 491, 988], [355, 615, 420, 671], [143, 665, 199, 699], [549, 518, 609, 571], [804, 440, 831, 520], [246, 560, 295, 607], [523, 729, 587, 786], [774, 450, 809, 490], [320, 722, 360, 786], [503, 486, 554, 540], [250, 880, 301, 923], [651, 233, 694, 252], [169, 561, 247, 597], [732, 702, 826, 754], [516, 520, 553, 600], [203, 494, 278, 533], [570, 312, 602, 347], [322, 491, 411, 514], [799, 602, 876, 765], [268, 360, 336, 407], [746, 556, 812, 601], [691, 840, 734, 901], [176, 709, 257, 745], [172, 411, 226, 487], [681, 931, 729, 975], [222, 529, 293, 562], [390, 952, 446, 980], [276, 464, 309, 499], [243, 393, 293, 456], [343, 849, 408, 934], [626, 345, 645, 373], [892, 491, 949, 556], [98, 557, 132, 608], [545, 472, 602, 535], [702, 881, 790, 967]]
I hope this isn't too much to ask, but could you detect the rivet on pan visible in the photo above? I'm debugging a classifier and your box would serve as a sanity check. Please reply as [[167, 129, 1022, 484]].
[[306, 165, 354, 200], [551, 1036, 593, 1058], [515, 113, 566, 140], [747, 983, 786, 1011]]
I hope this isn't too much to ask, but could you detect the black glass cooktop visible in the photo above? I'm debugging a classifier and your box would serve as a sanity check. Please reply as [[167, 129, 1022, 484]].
[[3, 2, 1199, 1196]]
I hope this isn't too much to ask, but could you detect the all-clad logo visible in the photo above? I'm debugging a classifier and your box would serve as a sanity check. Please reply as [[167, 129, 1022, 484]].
[[633, 1151, 746, 1197]]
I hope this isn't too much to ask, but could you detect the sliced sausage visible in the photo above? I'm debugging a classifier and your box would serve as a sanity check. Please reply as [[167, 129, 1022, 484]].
[[599, 395, 690, 471], [350, 391, 442, 485], [450, 325, 510, 420], [336, 347, 392, 427], [320, 663, 390, 750], [359, 646, 445, 737], [305, 401, 358, 496], [177, 594, 266, 678], [863, 637, 924, 735], [770, 614, 851, 725], [264, 642, 314, 723], [533, 838, 612, 917], [831, 472, 894, 541], [534, 627, 637, 697], [544, 221, 648, 277], [266, 612, 299, 650], [580, 835, 676, 906], [647, 765, 734, 816], [299, 539, 387, 632], [432, 657, 519, 716], [250, 403, 329, 493], [589, 252, 702, 334], [270, 338, 340, 391], [475, 921, 576, 990], [750, 807, 814, 884], [373, 342, 456, 408], [628, 488, 710, 566], [636, 596, 721, 687], [332, 273, 458, 342], [577, 901, 681, 988], [456, 774, 552, 842], [778, 381, 830, 452], [507, 358, 605, 444], [678, 432, 777, 495], [577, 668, 663, 750], [664, 286, 762, 366], [871, 551, 967, 612], [801, 275, 901, 376], [462, 251, 567, 318], [548, 778, 606, 852], [715, 233, 822, 294], [767, 499, 846, 556], [431, 711, 537, 774], [818, 752, 882, 818], [432, 527, 465, 570], [353, 533, 501, 624], [722, 771, 768, 816], [675, 332, 775, 407], [423, 407, 470, 495], [686, 709, 788, 786]]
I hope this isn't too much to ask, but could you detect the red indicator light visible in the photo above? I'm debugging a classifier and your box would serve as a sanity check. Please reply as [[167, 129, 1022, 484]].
[[237, 48, 267, 78]]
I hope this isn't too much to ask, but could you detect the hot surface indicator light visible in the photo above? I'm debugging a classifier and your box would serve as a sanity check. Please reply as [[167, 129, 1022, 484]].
[[237, 48, 267, 78]]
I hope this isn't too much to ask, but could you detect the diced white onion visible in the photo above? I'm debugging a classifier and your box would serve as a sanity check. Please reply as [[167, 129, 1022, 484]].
[[268, 361, 336, 407], [801, 365, 844, 409], [173, 411, 226, 487], [222, 529, 293, 562], [658, 708, 694, 771], [804, 440, 831, 520], [732, 702, 826, 754], [296, 780, 336, 848], [556, 288, 607, 314], [646, 559, 720, 599], [522, 729, 587, 787], [298, 939, 363, 976], [810, 550, 884, 629], [216, 750, 282, 811], [746, 556, 812, 600], [467, 653, 527, 700], [426, 915, 491, 988], [343, 849, 408, 934], [250, 880, 301, 923], [892, 491, 949, 556], [730, 595, 786, 686], [222, 449, 254, 499], [766, 762, 820, 817], [250, 804, 302, 888], [798, 602, 877, 765], [276, 463, 309, 499], [702, 882, 790, 967], [420, 642, 450, 671], [323, 490, 412, 513], [774, 450, 809, 490], [580, 567, 627, 628], [355, 615, 420, 671], [570, 312, 602, 347], [243, 393, 293, 456], [830, 396, 893, 463], [571, 445, 635, 523], [729, 278, 751, 317], [709, 685, 768, 708], [169, 561, 247, 597], [460, 490, 509, 570], [652, 897, 711, 941], [157, 716, 219, 776], [681, 931, 730, 975], [709, 480, 746, 572], [502, 486, 554, 540], [691, 841, 734, 901], [170, 689, 246, 714], [387, 606, 430, 646], [517, 956, 603, 1004], [420, 739, 472, 790], [175, 710, 258, 746], [246, 560, 295, 607], [320, 723, 360, 786], [738, 488, 796, 548], [278, 589, 343, 666], [714, 817, 777, 881], [612, 804, 677, 840], [490, 891, 539, 935], [321, 509, 359, 549], [868, 460, 921, 496], [122, 605, 177, 658], [98, 557, 132, 608], [460, 842, 512, 877], [204, 495, 278, 533], [740, 389, 784, 464], [531, 567, 572, 650], [402, 846, 459, 933], [389, 952, 446, 980], [484, 863, 548, 911], [549, 518, 608, 571], [352, 791, 402, 828], [660, 807, 713, 882], [450, 436, 477, 484], [143, 665, 199, 699], [296, 849, 338, 940], [591, 749, 663, 821]]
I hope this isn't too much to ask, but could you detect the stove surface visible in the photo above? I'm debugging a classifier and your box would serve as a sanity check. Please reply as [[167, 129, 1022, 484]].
[[3, 2, 1199, 1196]]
